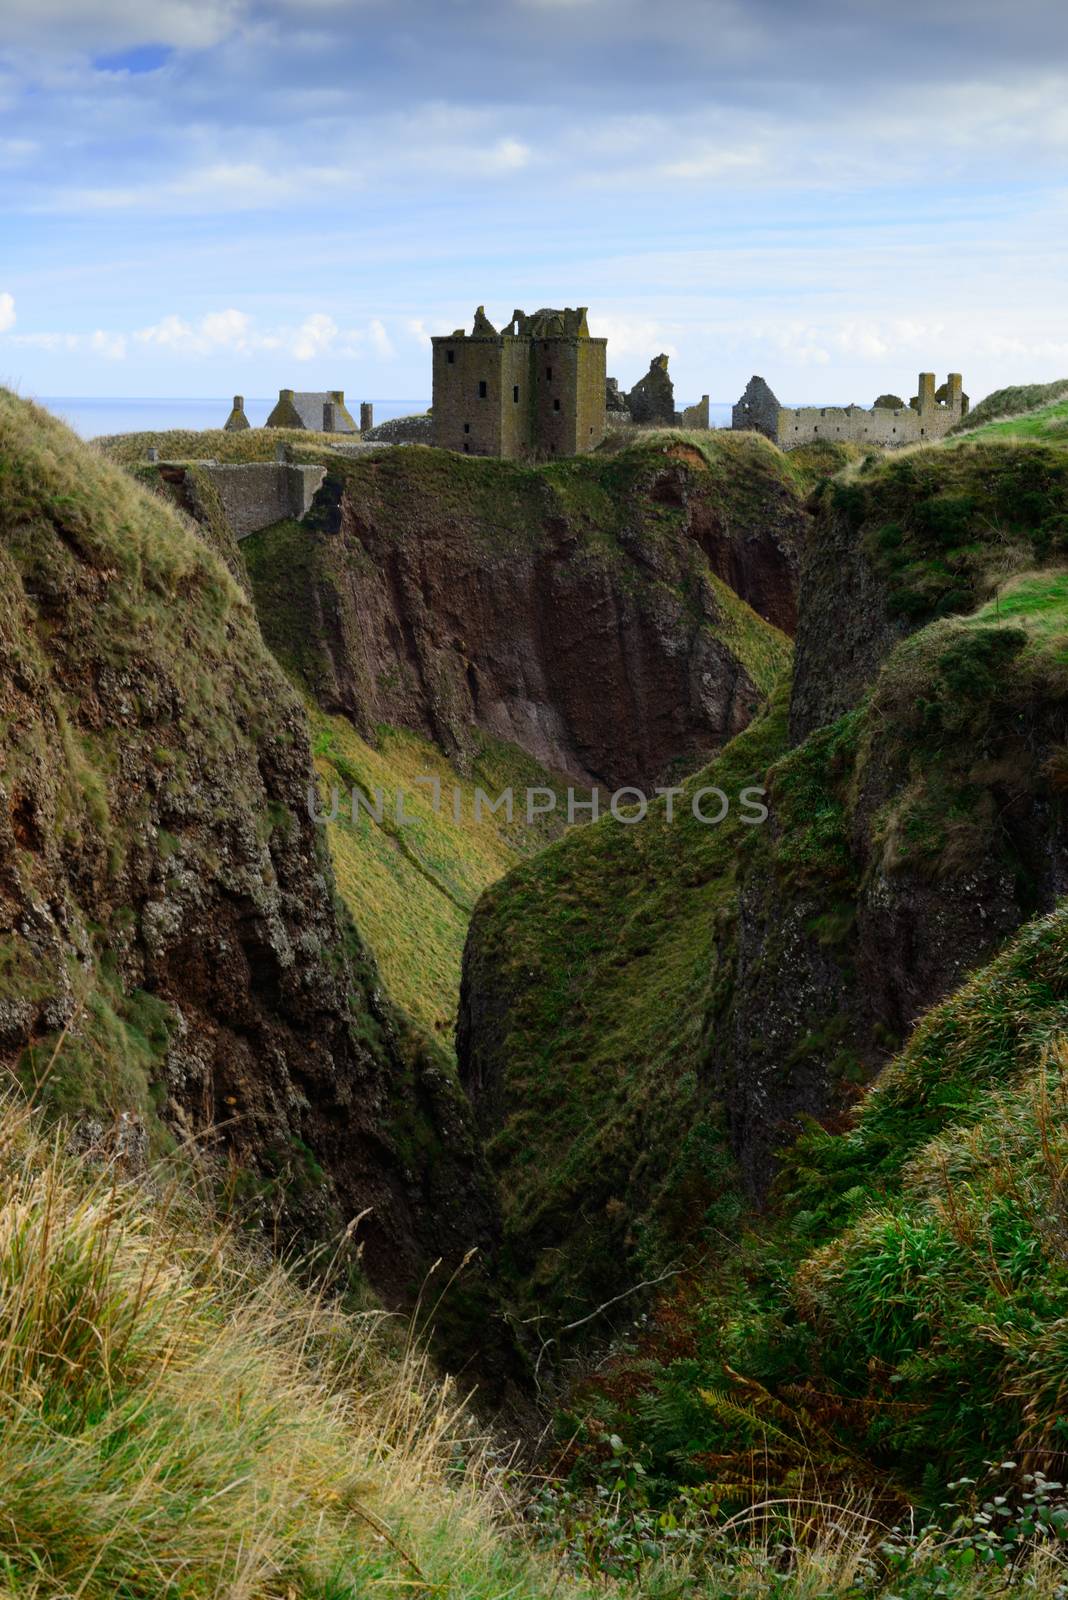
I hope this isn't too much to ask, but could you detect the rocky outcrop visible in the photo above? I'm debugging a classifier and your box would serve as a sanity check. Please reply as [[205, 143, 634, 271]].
[[790, 442, 1068, 741], [454, 440, 1068, 1332], [243, 436, 803, 792], [0, 391, 513, 1383]]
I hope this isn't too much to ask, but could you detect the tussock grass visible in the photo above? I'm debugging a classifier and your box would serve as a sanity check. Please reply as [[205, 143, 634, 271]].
[[951, 380, 1068, 436], [94, 426, 355, 468], [0, 1092, 595, 1600]]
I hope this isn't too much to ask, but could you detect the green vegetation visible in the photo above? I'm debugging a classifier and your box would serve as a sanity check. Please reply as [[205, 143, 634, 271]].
[[94, 424, 353, 468], [466, 561, 1068, 1323], [0, 389, 294, 1131], [7, 1087, 1068, 1598], [312, 711, 576, 1044], [0, 1092, 607, 1600], [821, 440, 1068, 623], [951, 379, 1068, 435], [571, 908, 1068, 1528], [463, 680, 793, 1322]]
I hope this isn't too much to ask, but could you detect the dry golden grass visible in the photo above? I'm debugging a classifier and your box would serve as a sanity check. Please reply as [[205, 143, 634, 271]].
[[0, 1092, 595, 1600]]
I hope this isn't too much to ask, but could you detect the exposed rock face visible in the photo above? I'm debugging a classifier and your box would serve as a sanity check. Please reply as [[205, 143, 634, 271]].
[[454, 442, 1068, 1332], [722, 683, 1068, 1192], [0, 392, 510, 1380], [246, 440, 803, 792]]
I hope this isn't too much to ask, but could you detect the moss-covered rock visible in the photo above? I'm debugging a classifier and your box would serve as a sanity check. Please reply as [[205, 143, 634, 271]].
[[0, 390, 515, 1383]]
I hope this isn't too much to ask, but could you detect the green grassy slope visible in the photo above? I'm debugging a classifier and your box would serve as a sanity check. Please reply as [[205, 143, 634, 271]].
[[94, 425, 354, 466], [950, 379, 1068, 436], [459, 682, 792, 1322], [0, 1093, 604, 1600], [464, 559, 1068, 1331], [233, 431, 798, 1055], [581, 903, 1068, 1515], [311, 711, 576, 1045]]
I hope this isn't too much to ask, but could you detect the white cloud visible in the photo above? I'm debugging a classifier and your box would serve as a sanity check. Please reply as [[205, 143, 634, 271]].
[[660, 147, 765, 181], [488, 138, 530, 171], [291, 312, 337, 361], [89, 329, 127, 359], [589, 315, 678, 368], [369, 318, 394, 360], [0, 294, 15, 333], [1, 0, 244, 50]]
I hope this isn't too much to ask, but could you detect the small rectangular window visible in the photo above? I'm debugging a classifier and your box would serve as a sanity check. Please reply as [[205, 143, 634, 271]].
[[546, 366, 552, 381], [513, 385, 519, 403], [463, 422, 471, 434], [463, 442, 470, 452], [446, 350, 455, 364], [553, 398, 561, 412], [478, 380, 487, 399]]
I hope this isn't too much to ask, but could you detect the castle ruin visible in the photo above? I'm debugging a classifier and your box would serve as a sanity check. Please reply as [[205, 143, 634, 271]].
[[733, 371, 968, 449], [265, 389, 358, 433], [431, 306, 607, 458]]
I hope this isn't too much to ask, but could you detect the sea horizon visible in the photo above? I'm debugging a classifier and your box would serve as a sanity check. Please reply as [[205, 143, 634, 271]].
[[33, 395, 740, 440]]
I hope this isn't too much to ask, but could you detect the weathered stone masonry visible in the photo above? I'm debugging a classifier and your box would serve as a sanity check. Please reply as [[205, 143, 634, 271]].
[[157, 461, 327, 540], [733, 371, 968, 449], [431, 305, 607, 458]]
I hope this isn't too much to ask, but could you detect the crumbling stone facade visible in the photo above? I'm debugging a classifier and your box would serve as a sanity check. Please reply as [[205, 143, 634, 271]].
[[733, 371, 969, 449], [155, 461, 326, 540], [431, 306, 607, 458], [265, 389, 358, 433], [680, 395, 710, 429], [627, 353, 675, 425]]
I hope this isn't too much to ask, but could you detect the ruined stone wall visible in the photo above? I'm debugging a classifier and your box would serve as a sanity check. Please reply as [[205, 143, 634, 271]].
[[200, 463, 326, 539], [734, 373, 965, 450], [529, 336, 607, 455], [574, 337, 608, 453], [775, 401, 960, 449], [733, 377, 782, 439], [628, 355, 675, 425], [680, 395, 710, 429], [431, 336, 504, 455], [499, 337, 533, 459], [432, 329, 605, 458]]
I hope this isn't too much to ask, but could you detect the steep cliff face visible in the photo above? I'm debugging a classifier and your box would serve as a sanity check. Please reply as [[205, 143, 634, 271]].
[[242, 434, 801, 791], [0, 392, 507, 1373], [724, 579, 1068, 1189], [791, 441, 1068, 739], [456, 439, 1068, 1331]]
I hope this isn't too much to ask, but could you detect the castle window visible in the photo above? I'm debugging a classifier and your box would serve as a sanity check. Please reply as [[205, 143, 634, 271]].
[[546, 366, 552, 381], [513, 385, 519, 403], [464, 423, 470, 434], [447, 350, 455, 364], [478, 380, 487, 399], [553, 398, 561, 412], [463, 443, 470, 452]]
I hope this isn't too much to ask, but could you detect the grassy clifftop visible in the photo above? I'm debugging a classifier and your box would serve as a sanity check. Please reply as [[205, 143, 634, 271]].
[[0, 1093, 595, 1600], [95, 424, 355, 467], [0, 388, 509, 1345], [951, 378, 1068, 438]]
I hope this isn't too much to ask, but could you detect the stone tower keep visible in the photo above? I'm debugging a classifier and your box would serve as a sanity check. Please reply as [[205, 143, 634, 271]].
[[431, 306, 607, 458]]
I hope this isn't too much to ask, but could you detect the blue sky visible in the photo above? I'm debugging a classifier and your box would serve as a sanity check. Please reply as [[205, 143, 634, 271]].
[[1, 0, 1066, 406]]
